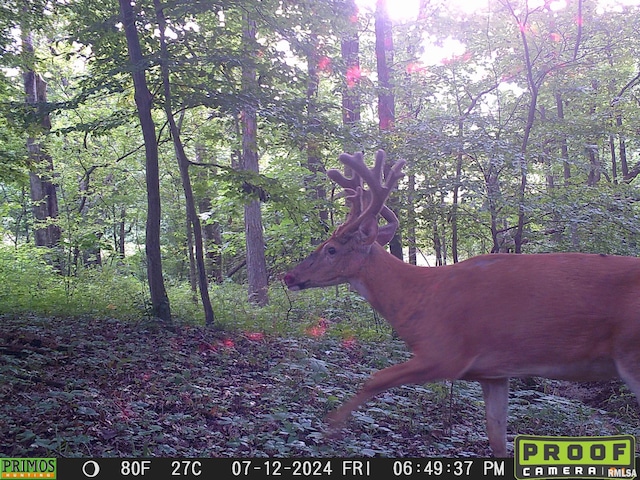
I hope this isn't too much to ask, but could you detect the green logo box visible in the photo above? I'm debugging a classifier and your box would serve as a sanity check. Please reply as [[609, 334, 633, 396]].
[[1, 458, 57, 479], [515, 435, 637, 480]]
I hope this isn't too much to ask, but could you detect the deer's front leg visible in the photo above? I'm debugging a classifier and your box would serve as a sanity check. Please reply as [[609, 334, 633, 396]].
[[327, 358, 438, 428]]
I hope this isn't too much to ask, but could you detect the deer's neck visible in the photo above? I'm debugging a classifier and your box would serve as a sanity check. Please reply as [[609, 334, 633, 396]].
[[349, 244, 434, 328]]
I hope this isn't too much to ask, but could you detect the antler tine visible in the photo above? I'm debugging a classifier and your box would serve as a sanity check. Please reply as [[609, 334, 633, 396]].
[[327, 150, 405, 244], [327, 153, 363, 191], [376, 205, 399, 246], [338, 150, 405, 219], [372, 149, 385, 187], [327, 152, 366, 223], [339, 151, 405, 195], [340, 187, 364, 223]]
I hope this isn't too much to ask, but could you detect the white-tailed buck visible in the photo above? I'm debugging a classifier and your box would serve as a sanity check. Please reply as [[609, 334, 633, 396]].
[[283, 149, 640, 457]]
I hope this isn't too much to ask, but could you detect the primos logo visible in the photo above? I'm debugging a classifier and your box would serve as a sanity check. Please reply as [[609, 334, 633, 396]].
[[515, 435, 637, 479], [1, 459, 57, 479]]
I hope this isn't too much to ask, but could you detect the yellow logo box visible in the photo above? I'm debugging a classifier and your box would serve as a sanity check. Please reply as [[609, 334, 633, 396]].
[[515, 435, 637, 480]]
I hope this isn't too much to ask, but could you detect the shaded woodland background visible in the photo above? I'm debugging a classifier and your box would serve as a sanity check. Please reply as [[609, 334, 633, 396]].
[[1, 0, 640, 458]]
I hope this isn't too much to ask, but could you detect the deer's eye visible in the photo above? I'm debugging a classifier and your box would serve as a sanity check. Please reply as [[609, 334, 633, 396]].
[[326, 246, 337, 255]]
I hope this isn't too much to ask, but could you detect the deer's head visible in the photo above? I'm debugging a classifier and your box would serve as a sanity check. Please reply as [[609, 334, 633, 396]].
[[284, 150, 405, 291]]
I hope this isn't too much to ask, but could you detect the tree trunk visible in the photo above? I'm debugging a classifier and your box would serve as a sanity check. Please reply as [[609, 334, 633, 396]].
[[451, 119, 464, 263], [341, 0, 361, 152], [555, 92, 579, 248], [407, 173, 417, 265], [186, 218, 197, 300], [78, 169, 102, 267], [155, 0, 215, 325], [617, 116, 628, 179], [398, 14, 425, 266], [375, 0, 395, 132], [199, 196, 223, 284], [375, 0, 403, 260], [22, 31, 60, 250], [119, 0, 171, 322], [483, 163, 503, 254], [504, 0, 544, 254], [555, 93, 571, 184], [118, 207, 127, 259], [241, 12, 269, 306], [195, 148, 223, 284], [586, 81, 601, 186], [306, 33, 328, 235]]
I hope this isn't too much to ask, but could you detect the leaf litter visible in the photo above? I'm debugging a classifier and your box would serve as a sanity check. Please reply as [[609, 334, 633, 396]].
[[1, 314, 637, 457]]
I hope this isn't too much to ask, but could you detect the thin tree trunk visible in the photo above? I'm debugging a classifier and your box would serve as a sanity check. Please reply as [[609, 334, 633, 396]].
[[155, 0, 215, 324], [195, 147, 223, 284], [506, 0, 538, 254], [78, 170, 102, 267], [118, 207, 126, 258], [341, 0, 361, 152], [201, 198, 223, 284], [399, 10, 426, 266], [555, 92, 579, 248], [609, 134, 617, 184], [375, 0, 395, 132], [22, 31, 60, 250], [375, 0, 403, 260], [186, 218, 197, 300], [586, 81, 601, 186], [407, 173, 417, 265], [617, 116, 628, 178], [241, 12, 269, 306], [306, 33, 328, 235], [555, 93, 571, 184], [119, 0, 171, 322], [451, 119, 464, 263], [483, 163, 503, 254]]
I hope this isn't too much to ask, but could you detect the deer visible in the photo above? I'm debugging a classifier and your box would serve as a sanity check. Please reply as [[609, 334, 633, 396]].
[[283, 149, 640, 457]]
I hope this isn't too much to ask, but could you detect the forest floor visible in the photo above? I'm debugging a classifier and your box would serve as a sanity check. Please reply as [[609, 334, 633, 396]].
[[1, 314, 639, 458]]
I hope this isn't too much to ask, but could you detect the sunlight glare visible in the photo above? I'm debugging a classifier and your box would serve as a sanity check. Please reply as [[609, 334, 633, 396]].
[[355, 0, 421, 22], [596, 0, 640, 13], [357, 0, 640, 22], [386, 0, 421, 21], [421, 36, 467, 66]]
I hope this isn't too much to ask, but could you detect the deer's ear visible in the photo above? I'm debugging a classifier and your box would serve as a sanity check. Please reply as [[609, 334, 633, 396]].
[[358, 216, 379, 246]]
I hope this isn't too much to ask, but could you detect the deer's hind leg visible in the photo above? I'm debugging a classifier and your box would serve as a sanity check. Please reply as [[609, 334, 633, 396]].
[[480, 378, 509, 457], [615, 355, 640, 412]]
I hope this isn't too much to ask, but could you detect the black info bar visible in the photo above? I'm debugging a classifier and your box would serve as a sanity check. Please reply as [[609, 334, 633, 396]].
[[4, 457, 512, 480]]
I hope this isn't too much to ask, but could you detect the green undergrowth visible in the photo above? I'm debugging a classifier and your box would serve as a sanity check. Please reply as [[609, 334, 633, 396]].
[[0, 244, 389, 341]]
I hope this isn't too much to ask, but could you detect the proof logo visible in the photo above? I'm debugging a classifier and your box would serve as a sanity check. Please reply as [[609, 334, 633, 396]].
[[515, 435, 636, 480]]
